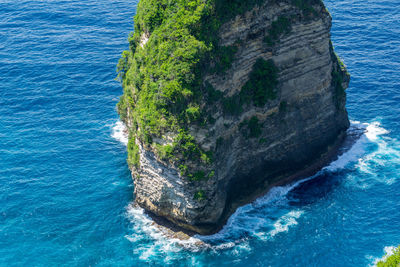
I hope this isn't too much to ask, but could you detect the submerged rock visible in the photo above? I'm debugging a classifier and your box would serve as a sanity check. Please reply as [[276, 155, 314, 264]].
[[117, 0, 349, 235]]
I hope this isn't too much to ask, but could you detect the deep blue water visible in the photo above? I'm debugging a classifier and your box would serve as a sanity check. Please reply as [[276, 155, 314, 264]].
[[0, 0, 399, 266]]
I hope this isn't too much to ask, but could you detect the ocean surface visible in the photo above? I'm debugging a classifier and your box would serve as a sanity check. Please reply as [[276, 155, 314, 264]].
[[0, 0, 399, 266]]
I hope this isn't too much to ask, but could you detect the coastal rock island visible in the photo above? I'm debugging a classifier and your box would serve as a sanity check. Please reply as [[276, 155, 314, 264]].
[[117, 0, 349, 235]]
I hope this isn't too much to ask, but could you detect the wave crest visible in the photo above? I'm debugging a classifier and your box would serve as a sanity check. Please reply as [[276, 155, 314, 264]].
[[111, 120, 128, 146]]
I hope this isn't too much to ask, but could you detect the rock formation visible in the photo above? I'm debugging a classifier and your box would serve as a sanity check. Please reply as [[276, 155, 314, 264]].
[[117, 0, 349, 234]]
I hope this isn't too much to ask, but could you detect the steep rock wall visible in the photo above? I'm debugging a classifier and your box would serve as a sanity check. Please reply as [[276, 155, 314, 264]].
[[123, 0, 349, 234]]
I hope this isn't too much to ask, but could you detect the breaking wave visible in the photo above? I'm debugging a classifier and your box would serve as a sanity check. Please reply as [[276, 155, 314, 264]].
[[111, 120, 128, 146]]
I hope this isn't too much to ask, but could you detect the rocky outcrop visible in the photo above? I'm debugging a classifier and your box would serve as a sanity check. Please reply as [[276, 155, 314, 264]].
[[122, 0, 349, 235]]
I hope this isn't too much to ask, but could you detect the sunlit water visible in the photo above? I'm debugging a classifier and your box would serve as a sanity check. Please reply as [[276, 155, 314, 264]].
[[0, 0, 399, 266]]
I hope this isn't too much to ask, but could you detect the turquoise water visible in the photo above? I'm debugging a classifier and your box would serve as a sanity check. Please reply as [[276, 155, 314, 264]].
[[0, 0, 399, 266]]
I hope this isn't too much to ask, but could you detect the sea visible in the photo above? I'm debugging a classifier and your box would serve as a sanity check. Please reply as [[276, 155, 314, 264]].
[[0, 0, 399, 266]]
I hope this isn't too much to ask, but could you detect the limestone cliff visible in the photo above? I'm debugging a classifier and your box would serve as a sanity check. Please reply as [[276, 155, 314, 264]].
[[117, 0, 349, 234]]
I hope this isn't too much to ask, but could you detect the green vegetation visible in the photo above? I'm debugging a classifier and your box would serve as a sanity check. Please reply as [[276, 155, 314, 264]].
[[215, 0, 265, 23], [185, 105, 201, 123], [116, 50, 130, 81], [117, 0, 318, 178], [216, 137, 224, 149], [118, 0, 219, 177], [291, 0, 319, 18], [265, 16, 291, 46], [154, 130, 213, 180], [332, 69, 345, 108], [264, 0, 322, 46], [211, 45, 238, 74], [329, 40, 348, 110], [205, 82, 222, 103], [337, 53, 346, 69], [118, 0, 269, 178], [279, 101, 287, 112], [222, 94, 242, 115], [223, 58, 279, 115], [377, 246, 400, 267], [239, 116, 262, 138], [241, 58, 279, 106], [127, 136, 140, 169], [247, 116, 262, 137], [194, 190, 206, 201]]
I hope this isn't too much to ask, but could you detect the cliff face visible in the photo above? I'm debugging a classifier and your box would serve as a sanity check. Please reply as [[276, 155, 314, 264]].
[[118, 0, 349, 234]]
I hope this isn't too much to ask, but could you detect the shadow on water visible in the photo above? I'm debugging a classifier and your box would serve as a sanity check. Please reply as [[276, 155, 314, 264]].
[[285, 123, 367, 207], [287, 169, 348, 206]]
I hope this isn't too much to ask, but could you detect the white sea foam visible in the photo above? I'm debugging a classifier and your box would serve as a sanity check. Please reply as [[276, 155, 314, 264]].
[[125, 121, 394, 255], [125, 202, 246, 256], [253, 210, 304, 241], [323, 121, 382, 172], [269, 210, 304, 237], [125, 203, 206, 255], [368, 246, 397, 266], [125, 204, 179, 261], [321, 120, 393, 175], [111, 120, 128, 146], [365, 122, 389, 141], [346, 121, 400, 187]]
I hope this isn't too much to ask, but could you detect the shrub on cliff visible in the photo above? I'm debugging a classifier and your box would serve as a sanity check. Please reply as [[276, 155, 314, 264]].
[[222, 58, 278, 115], [377, 246, 400, 267], [241, 58, 278, 106]]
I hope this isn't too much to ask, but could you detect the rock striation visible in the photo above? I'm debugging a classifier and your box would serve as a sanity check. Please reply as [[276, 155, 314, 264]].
[[118, 0, 350, 234]]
